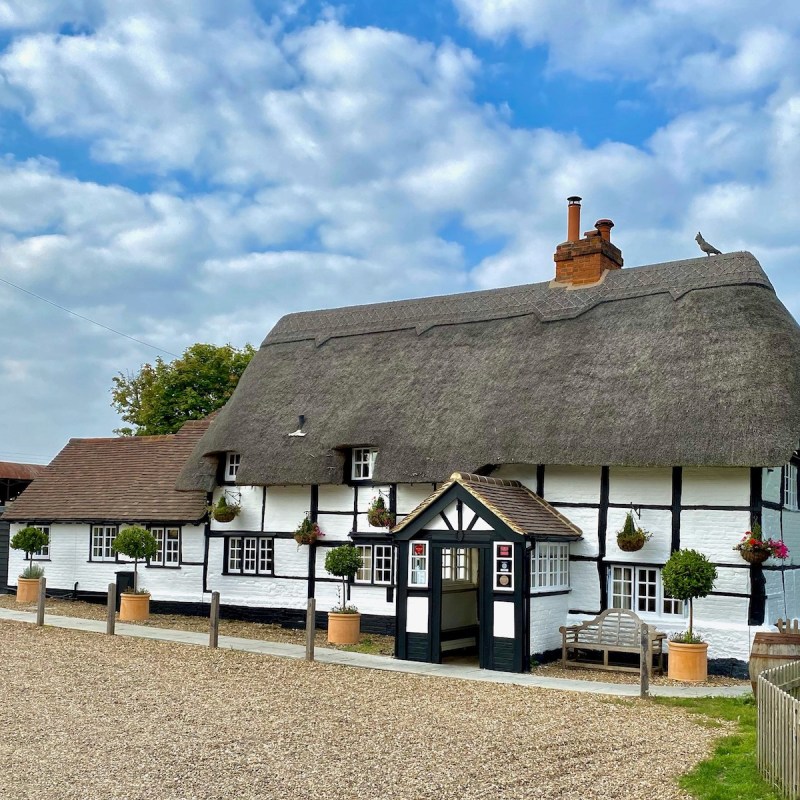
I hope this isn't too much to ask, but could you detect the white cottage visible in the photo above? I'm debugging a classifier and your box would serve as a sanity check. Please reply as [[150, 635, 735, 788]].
[[7, 199, 800, 674], [3, 420, 210, 603]]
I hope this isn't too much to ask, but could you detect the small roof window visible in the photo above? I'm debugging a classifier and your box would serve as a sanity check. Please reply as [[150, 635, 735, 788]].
[[352, 448, 377, 481], [225, 452, 241, 482]]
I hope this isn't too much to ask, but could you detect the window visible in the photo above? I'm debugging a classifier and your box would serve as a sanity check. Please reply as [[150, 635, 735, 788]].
[[150, 527, 180, 567], [33, 525, 50, 559], [91, 525, 117, 561], [531, 542, 569, 592], [784, 463, 798, 510], [355, 544, 394, 585], [226, 536, 273, 576], [351, 448, 377, 480], [609, 565, 684, 616], [409, 541, 428, 587], [225, 453, 241, 482], [442, 548, 473, 583]]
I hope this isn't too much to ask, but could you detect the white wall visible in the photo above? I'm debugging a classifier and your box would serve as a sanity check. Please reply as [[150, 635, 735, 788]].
[[7, 521, 206, 602]]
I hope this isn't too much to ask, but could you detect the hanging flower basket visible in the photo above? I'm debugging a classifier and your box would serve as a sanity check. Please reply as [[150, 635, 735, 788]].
[[741, 548, 770, 565], [210, 495, 240, 523], [367, 495, 395, 529], [615, 511, 651, 552], [294, 517, 324, 546], [734, 524, 789, 564]]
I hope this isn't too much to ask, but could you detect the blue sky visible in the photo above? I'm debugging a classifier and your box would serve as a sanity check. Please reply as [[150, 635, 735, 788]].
[[0, 0, 798, 463]]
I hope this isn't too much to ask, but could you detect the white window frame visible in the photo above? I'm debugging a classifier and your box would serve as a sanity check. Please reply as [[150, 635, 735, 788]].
[[91, 525, 117, 562], [150, 527, 180, 567], [409, 541, 429, 587], [225, 452, 241, 482], [355, 544, 373, 583], [531, 542, 569, 592], [609, 564, 684, 618], [354, 543, 393, 585], [442, 548, 473, 584], [785, 463, 798, 510], [227, 536, 273, 576], [351, 448, 377, 481], [32, 525, 50, 559]]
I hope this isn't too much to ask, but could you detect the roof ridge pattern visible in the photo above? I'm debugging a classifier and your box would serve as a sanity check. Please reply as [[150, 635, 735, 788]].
[[263, 252, 769, 346]]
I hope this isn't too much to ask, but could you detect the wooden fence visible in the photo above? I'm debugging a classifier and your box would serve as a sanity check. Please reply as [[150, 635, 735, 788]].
[[758, 659, 800, 799]]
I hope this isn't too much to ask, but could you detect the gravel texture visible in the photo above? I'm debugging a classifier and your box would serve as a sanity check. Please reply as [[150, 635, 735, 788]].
[[1, 620, 728, 800], [0, 595, 750, 686], [0, 595, 395, 655]]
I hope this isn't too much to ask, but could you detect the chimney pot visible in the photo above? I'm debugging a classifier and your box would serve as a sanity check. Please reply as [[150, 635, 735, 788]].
[[595, 219, 614, 241], [567, 196, 582, 242]]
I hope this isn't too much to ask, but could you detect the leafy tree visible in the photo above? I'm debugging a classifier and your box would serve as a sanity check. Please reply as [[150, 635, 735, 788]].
[[10, 526, 49, 574], [111, 526, 159, 592], [324, 545, 363, 612], [662, 549, 717, 640], [111, 343, 255, 436]]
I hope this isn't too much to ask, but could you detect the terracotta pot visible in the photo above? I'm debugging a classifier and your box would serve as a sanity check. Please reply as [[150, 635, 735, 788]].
[[741, 549, 770, 565], [667, 641, 708, 682], [749, 632, 800, 696], [119, 592, 150, 622], [327, 611, 361, 645], [16, 577, 41, 603]]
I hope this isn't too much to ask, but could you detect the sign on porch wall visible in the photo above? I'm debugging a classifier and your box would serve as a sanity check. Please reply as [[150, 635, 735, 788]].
[[494, 542, 514, 591]]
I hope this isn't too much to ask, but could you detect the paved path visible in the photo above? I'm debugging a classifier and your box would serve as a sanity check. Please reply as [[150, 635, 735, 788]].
[[0, 607, 750, 698]]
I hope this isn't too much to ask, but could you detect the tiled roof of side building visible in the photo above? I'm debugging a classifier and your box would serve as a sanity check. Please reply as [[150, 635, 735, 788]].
[[3, 418, 211, 523]]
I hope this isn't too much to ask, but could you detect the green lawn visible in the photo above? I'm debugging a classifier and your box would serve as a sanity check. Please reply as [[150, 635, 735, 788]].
[[655, 695, 783, 800]]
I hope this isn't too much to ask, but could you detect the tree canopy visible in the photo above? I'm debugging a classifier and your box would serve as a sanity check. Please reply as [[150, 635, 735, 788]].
[[111, 342, 255, 436]]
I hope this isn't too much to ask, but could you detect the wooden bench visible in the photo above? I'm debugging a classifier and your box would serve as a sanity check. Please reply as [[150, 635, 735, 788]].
[[559, 608, 666, 675]]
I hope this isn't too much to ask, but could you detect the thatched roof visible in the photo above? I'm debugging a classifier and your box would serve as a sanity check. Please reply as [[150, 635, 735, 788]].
[[177, 252, 800, 489], [5, 419, 210, 523], [393, 472, 583, 539]]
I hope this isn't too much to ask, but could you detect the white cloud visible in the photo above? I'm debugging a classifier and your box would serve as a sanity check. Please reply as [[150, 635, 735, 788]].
[[453, 0, 800, 98], [0, 4, 799, 460]]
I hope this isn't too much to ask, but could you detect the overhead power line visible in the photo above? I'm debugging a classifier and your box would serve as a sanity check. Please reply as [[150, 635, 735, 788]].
[[0, 275, 180, 359]]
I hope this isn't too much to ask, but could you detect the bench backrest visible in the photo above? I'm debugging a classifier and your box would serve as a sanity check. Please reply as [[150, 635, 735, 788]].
[[570, 608, 654, 645]]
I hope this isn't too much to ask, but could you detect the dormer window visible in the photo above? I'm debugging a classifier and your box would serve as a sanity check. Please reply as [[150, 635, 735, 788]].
[[225, 453, 241, 482], [352, 448, 377, 481]]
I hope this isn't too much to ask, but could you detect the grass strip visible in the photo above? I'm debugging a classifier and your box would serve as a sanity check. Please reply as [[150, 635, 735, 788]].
[[655, 695, 782, 800]]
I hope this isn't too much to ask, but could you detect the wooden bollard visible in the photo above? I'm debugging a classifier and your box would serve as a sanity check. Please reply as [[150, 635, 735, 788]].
[[306, 598, 316, 662], [36, 577, 46, 626], [209, 591, 220, 649], [639, 623, 650, 699], [106, 582, 116, 635]]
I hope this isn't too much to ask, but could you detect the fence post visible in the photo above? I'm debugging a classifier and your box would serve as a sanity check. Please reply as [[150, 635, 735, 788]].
[[209, 591, 220, 649], [639, 622, 650, 699], [36, 577, 46, 626], [106, 582, 115, 635], [306, 598, 316, 662]]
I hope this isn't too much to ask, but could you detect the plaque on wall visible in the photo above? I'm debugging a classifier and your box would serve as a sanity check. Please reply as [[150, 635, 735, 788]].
[[494, 542, 514, 591]]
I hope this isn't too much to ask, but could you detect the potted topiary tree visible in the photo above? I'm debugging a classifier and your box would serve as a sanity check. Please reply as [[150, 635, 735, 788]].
[[10, 525, 49, 603], [662, 548, 718, 682], [324, 544, 363, 645], [111, 525, 159, 622]]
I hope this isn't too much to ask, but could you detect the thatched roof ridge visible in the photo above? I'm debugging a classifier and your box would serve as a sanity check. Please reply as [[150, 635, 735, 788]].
[[177, 252, 800, 489]]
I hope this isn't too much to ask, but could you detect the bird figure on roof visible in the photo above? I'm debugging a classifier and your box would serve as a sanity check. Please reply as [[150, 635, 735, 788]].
[[695, 232, 722, 256]]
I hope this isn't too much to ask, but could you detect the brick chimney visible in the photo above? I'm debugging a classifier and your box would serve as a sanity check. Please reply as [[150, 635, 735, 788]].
[[553, 197, 623, 286]]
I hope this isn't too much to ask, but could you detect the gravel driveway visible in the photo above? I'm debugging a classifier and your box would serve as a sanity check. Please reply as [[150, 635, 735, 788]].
[[1, 621, 724, 800]]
